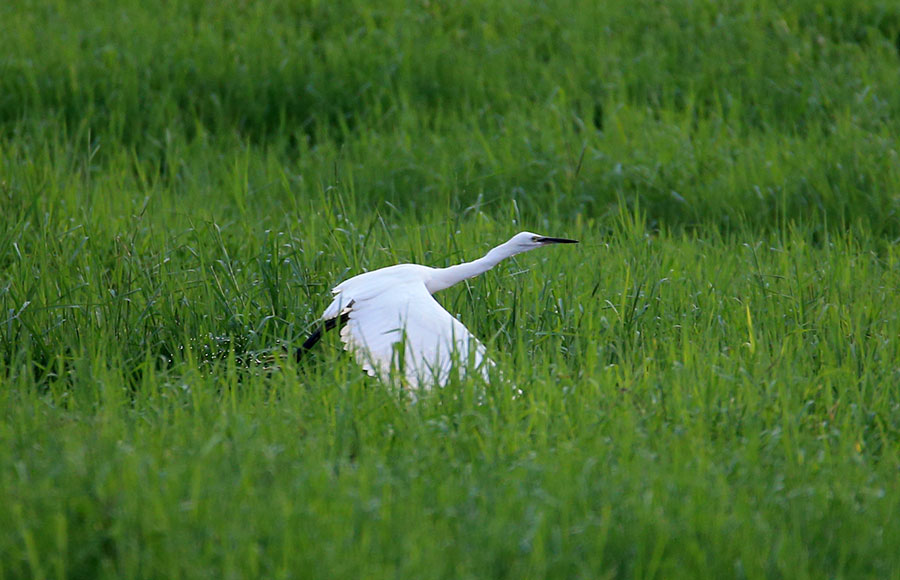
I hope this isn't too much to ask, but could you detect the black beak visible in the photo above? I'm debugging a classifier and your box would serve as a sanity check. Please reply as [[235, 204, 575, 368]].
[[535, 236, 579, 244]]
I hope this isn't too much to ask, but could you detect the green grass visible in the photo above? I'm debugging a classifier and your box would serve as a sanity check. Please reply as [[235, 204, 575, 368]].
[[2, 0, 900, 578]]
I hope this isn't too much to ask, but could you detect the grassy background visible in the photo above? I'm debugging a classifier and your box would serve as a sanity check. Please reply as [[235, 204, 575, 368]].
[[2, 0, 900, 577]]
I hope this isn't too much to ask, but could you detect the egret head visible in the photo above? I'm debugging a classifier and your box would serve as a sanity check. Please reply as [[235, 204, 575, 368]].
[[507, 231, 579, 252]]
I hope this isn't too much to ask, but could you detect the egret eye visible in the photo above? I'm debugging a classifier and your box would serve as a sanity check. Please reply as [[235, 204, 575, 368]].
[[531, 236, 540, 242]]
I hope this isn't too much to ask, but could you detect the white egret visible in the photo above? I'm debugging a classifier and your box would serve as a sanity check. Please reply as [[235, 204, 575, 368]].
[[297, 231, 578, 389]]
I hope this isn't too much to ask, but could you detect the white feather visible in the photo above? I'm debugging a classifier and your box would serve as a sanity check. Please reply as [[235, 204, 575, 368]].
[[329, 274, 490, 389]]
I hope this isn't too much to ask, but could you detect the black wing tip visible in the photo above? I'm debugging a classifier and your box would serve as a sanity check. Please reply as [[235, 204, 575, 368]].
[[296, 311, 351, 362]]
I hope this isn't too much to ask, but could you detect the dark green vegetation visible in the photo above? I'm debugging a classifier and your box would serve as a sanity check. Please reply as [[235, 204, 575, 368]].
[[2, 0, 899, 578]]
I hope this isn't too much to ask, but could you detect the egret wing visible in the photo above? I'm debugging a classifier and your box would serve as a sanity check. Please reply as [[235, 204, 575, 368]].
[[335, 281, 491, 389]]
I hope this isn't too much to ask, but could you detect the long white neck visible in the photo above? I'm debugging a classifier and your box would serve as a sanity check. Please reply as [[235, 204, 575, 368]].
[[426, 243, 517, 293]]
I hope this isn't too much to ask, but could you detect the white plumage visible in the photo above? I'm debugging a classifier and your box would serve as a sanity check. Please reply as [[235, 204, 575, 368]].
[[326, 265, 489, 386], [310, 231, 577, 390]]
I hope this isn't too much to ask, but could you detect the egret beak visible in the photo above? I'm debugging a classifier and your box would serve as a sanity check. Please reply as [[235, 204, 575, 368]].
[[535, 237, 579, 244]]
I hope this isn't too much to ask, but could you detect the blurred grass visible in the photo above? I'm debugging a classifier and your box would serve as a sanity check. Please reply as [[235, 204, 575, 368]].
[[2, 0, 899, 233], [2, 0, 900, 578]]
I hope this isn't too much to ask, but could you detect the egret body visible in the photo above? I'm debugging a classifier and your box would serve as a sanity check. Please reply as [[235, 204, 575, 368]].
[[299, 231, 577, 389]]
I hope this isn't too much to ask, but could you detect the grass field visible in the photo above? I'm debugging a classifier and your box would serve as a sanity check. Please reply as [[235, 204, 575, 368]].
[[2, 0, 900, 578]]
